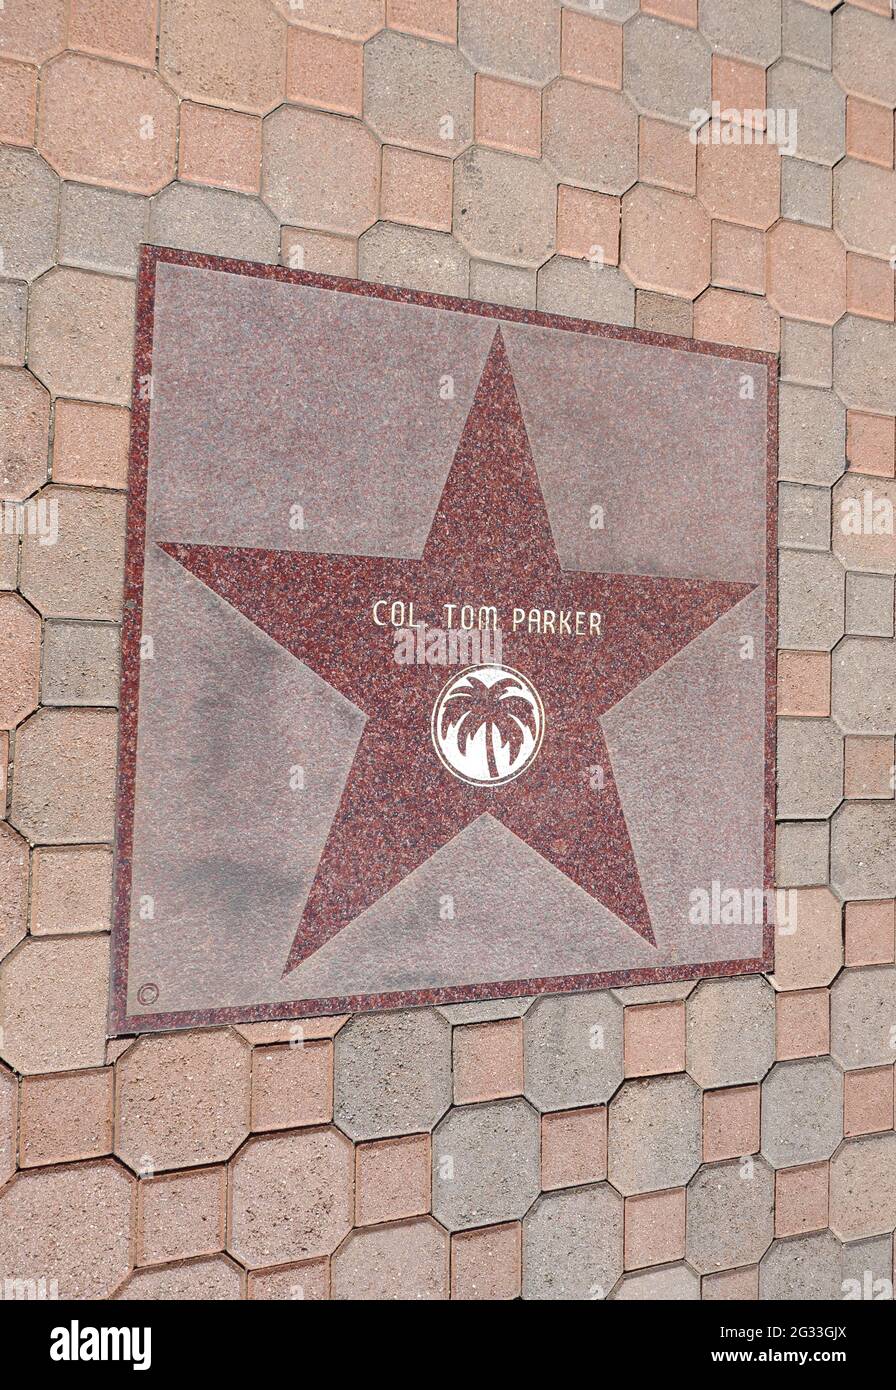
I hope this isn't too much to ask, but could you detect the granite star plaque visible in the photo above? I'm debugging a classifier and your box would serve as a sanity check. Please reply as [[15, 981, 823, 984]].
[[111, 247, 776, 1033]]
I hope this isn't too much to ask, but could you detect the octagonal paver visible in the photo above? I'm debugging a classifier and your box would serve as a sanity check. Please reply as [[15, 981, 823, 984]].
[[116, 1257, 242, 1300], [833, 483, 896, 581], [767, 222, 846, 326], [775, 818, 829, 891], [778, 492, 836, 578], [830, 1133, 896, 1242], [834, 161, 896, 260], [543, 80, 638, 194], [9, 707, 117, 844], [843, 573, 895, 639], [620, 183, 710, 299], [537, 256, 635, 326], [331, 1218, 448, 1300], [761, 1057, 843, 1169], [0, 934, 108, 1073], [38, 53, 177, 193], [831, 967, 896, 1071], [565, 0, 638, 17], [611, 1262, 700, 1299], [358, 223, 469, 296], [0, 1063, 15, 1187], [116, 1029, 250, 1172], [770, 887, 843, 992], [0, 367, 49, 502], [760, 1230, 844, 1301], [834, 317, 896, 418], [523, 1183, 623, 1301], [778, 481, 832, 552], [229, 1127, 353, 1268], [263, 106, 379, 234], [686, 976, 775, 1089], [686, 1156, 775, 1274], [149, 183, 279, 264], [439, 998, 533, 1025], [432, 1098, 540, 1231], [524, 992, 623, 1112], [27, 269, 135, 404], [778, 384, 845, 487], [623, 13, 710, 123], [334, 1009, 451, 1140], [0, 825, 30, 964], [0, 594, 40, 730], [160, 0, 286, 114], [136, 1167, 225, 1264], [0, 282, 26, 375], [0, 147, 58, 283], [832, 636, 896, 734], [458, 0, 560, 84], [776, 717, 843, 820], [782, 0, 832, 69], [272, 0, 384, 39], [767, 58, 845, 167], [0, 1160, 133, 1299], [608, 1074, 702, 1195], [697, 141, 781, 231], [781, 155, 831, 229], [65, 0, 156, 66], [246, 1259, 328, 1300], [700, 0, 782, 66], [841, 1234, 893, 1301], [0, 0, 66, 65], [693, 286, 779, 354], [364, 29, 473, 156], [831, 802, 896, 902], [833, 4, 896, 108], [20, 486, 126, 620], [454, 147, 555, 267]]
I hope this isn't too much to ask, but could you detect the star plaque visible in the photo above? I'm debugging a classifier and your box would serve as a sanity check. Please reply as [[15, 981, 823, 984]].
[[111, 247, 776, 1033]]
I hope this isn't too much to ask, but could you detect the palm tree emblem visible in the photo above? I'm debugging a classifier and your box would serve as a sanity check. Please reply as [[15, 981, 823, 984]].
[[431, 665, 545, 786]]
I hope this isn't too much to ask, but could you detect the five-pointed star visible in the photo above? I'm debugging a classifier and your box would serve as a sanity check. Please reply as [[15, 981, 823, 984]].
[[162, 330, 754, 975]]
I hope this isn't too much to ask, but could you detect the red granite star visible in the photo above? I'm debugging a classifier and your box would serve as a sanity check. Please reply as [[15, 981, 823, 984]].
[[162, 329, 755, 975]]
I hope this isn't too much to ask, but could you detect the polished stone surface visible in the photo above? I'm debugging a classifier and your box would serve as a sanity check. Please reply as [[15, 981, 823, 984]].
[[112, 247, 775, 1031]]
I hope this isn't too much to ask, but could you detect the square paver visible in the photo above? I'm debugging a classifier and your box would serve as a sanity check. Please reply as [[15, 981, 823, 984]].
[[111, 247, 776, 1031]]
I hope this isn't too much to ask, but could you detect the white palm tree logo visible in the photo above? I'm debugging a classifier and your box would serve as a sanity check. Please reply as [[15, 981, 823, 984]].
[[431, 664, 545, 786]]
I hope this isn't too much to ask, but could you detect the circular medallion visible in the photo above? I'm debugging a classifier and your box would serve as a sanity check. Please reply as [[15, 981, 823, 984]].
[[431, 664, 545, 787]]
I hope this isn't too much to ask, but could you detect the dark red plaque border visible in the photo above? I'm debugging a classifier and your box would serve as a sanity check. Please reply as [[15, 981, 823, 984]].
[[109, 244, 778, 1035]]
